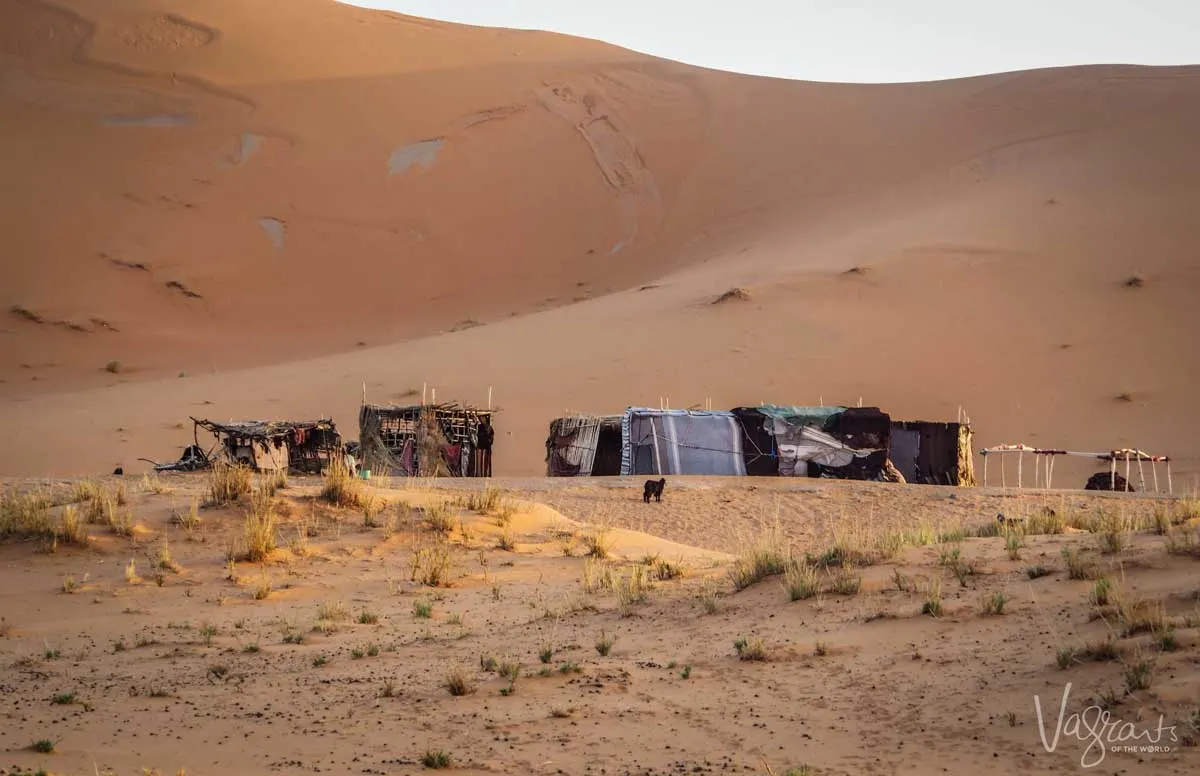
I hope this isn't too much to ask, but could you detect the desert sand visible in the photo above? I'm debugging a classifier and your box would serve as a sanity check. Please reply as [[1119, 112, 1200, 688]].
[[2, 1, 1200, 773], [1, 0, 1199, 480], [1, 473, 1198, 775]]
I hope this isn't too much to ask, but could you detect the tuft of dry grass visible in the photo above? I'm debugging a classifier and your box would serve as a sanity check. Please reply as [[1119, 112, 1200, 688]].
[[1165, 526, 1200, 558], [783, 560, 819, 601], [615, 565, 652, 616], [980, 591, 1010, 616], [410, 534, 453, 587], [595, 629, 616, 656], [207, 460, 252, 507], [581, 526, 613, 559], [733, 636, 767, 661], [1062, 547, 1100, 580], [729, 522, 791, 590], [444, 665, 475, 696], [423, 501, 454, 533], [922, 579, 943, 617], [581, 557, 615, 594], [238, 487, 276, 562], [320, 455, 367, 508]]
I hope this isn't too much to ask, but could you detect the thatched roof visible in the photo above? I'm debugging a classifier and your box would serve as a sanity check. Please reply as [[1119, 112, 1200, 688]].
[[192, 417, 337, 441]]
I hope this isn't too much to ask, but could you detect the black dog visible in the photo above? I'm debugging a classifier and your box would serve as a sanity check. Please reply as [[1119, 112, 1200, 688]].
[[643, 478, 666, 503]]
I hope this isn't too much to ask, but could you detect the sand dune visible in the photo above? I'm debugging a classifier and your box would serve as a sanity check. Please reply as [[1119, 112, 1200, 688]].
[[2, 0, 1199, 481]]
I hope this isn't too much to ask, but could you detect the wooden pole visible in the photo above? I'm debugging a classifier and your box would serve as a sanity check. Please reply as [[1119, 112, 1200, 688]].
[[1110, 458, 1117, 491], [488, 386, 493, 411], [1124, 453, 1131, 492], [1002, 455, 1007, 489], [1018, 451, 1023, 489], [422, 382, 427, 406], [983, 454, 988, 487], [1152, 460, 1159, 493], [1167, 461, 1173, 494], [1137, 456, 1146, 492]]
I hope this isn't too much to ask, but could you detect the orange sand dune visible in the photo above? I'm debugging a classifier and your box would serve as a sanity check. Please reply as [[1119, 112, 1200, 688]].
[[1, 0, 1199, 479]]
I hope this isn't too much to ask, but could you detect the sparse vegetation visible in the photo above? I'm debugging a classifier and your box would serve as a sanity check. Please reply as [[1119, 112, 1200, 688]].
[[206, 460, 252, 507], [980, 591, 1009, 616], [1026, 564, 1053, 580], [410, 534, 453, 586], [1123, 655, 1154, 692], [922, 579, 943, 617], [595, 629, 616, 656], [734, 636, 767, 661], [422, 749, 452, 769], [784, 560, 819, 601], [444, 666, 474, 696], [1062, 547, 1100, 580], [729, 523, 790, 590], [1090, 577, 1113, 607], [320, 455, 367, 508]]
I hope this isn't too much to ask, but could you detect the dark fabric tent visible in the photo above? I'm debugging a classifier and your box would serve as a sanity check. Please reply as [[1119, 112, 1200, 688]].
[[889, 421, 976, 485], [545, 415, 623, 476]]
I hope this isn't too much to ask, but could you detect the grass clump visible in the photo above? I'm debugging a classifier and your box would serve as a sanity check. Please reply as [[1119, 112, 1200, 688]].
[[1090, 577, 1113, 607], [410, 535, 453, 587], [320, 455, 367, 508], [922, 579, 943, 617], [206, 460, 252, 507], [980, 591, 1010, 616], [1025, 564, 1053, 580], [1062, 547, 1100, 580], [595, 629, 616, 657], [783, 560, 819, 601], [422, 749, 452, 769], [733, 636, 767, 662], [729, 523, 790, 590], [444, 666, 475, 696], [581, 526, 613, 559], [1165, 527, 1200, 558]]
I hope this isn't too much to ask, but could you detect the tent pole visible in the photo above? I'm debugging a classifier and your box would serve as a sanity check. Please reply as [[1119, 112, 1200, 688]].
[[983, 454, 988, 487], [1166, 461, 1173, 494], [1124, 453, 1131, 492], [1137, 456, 1146, 492], [1152, 460, 1159, 493], [1002, 455, 1006, 489], [1018, 451, 1023, 489], [1109, 458, 1116, 491]]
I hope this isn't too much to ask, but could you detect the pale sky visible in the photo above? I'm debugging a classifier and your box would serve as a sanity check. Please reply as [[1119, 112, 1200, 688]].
[[341, 0, 1199, 83]]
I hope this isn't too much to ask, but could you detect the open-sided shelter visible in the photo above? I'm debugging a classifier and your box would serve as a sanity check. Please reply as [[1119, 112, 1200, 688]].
[[359, 402, 493, 477], [191, 417, 342, 474], [545, 415, 623, 476], [889, 420, 976, 486]]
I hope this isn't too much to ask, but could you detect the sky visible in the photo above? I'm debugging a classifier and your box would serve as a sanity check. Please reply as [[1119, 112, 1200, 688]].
[[341, 0, 1199, 83]]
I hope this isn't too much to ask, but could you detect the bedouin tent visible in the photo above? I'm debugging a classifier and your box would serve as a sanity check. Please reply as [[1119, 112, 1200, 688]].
[[888, 420, 976, 486], [732, 405, 847, 476], [545, 415, 624, 476], [619, 408, 747, 476], [731, 405, 890, 479]]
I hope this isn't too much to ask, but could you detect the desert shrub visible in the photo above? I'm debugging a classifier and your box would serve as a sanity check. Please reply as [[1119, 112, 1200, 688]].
[[410, 535, 453, 586]]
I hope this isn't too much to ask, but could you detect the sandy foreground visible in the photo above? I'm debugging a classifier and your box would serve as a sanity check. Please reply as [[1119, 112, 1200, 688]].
[[1, 472, 1198, 775]]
